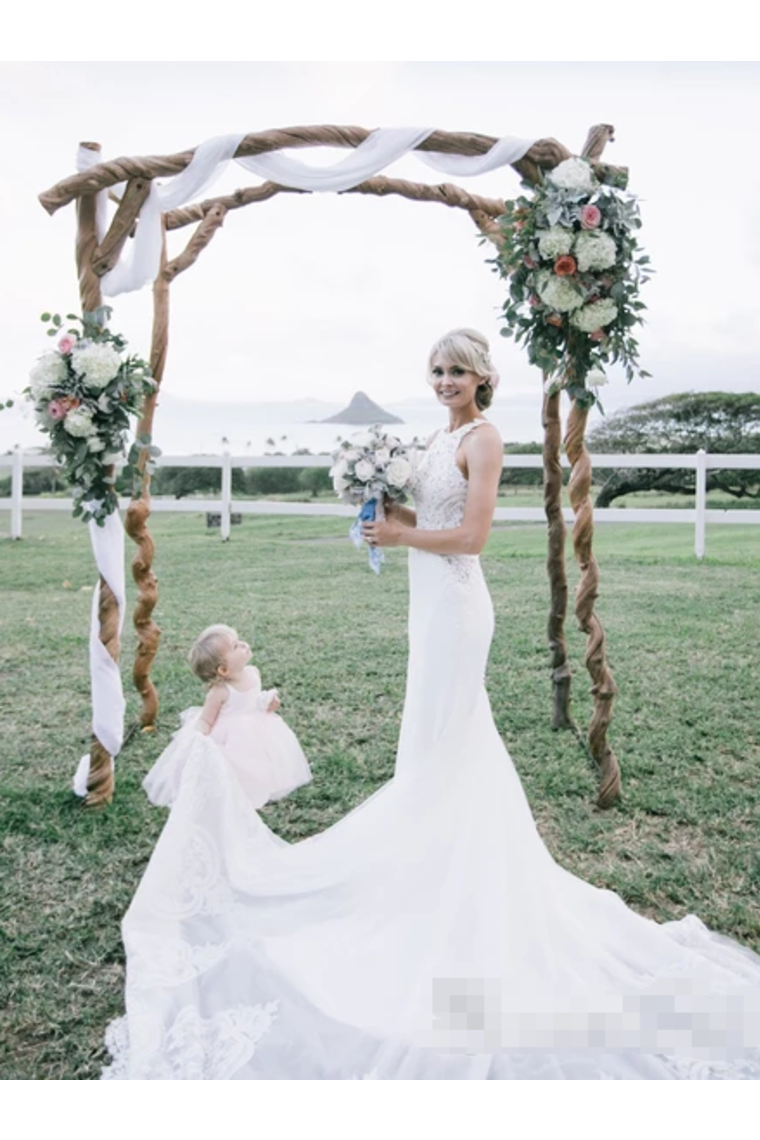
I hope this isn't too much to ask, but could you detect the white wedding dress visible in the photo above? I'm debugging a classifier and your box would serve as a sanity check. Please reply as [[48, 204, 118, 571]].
[[103, 421, 760, 1080]]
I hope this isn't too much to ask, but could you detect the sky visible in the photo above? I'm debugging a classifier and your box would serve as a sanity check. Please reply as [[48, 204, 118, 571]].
[[1, 61, 759, 447]]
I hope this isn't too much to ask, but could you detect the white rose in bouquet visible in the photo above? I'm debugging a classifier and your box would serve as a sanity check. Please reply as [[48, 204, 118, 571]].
[[586, 371, 609, 389], [330, 457, 349, 479], [374, 447, 391, 466], [88, 436, 107, 452], [71, 342, 122, 390], [386, 457, 412, 489], [354, 459, 376, 482]]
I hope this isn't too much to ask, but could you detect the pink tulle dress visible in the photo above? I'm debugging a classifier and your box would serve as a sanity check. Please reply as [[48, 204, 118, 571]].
[[143, 666, 312, 810]]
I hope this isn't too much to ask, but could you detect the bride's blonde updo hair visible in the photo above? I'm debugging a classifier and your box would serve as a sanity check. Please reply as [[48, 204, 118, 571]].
[[427, 328, 500, 411]]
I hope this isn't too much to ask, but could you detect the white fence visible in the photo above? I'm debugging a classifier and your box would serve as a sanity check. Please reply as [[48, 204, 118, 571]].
[[2, 448, 759, 559]]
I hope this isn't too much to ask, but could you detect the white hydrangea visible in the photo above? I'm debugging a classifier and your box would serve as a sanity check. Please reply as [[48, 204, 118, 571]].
[[537, 225, 573, 260], [536, 270, 584, 313], [585, 371, 609, 389], [64, 407, 96, 437], [71, 342, 122, 391], [547, 157, 596, 194], [29, 352, 67, 399], [571, 299, 619, 332], [574, 230, 617, 272]]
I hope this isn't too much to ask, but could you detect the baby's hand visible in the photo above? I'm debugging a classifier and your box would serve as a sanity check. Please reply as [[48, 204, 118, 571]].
[[267, 691, 281, 713]]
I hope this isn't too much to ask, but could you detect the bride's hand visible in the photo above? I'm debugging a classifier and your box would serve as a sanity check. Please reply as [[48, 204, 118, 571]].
[[362, 518, 402, 548]]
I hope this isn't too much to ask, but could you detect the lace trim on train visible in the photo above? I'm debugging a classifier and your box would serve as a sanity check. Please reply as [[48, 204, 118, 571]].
[[102, 1001, 280, 1080]]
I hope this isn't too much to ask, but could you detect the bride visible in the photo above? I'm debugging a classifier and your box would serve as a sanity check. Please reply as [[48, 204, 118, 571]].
[[104, 329, 760, 1080]]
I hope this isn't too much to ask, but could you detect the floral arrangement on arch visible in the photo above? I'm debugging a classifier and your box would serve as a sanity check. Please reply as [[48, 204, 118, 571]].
[[493, 156, 653, 407], [26, 307, 157, 524]]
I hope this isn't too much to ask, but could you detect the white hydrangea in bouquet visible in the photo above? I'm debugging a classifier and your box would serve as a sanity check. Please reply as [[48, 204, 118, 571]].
[[330, 424, 414, 573], [24, 307, 157, 524], [490, 155, 653, 409]]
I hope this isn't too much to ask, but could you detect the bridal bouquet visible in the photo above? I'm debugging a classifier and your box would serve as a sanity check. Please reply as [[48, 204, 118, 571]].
[[26, 307, 157, 524], [330, 426, 414, 573], [492, 156, 653, 408]]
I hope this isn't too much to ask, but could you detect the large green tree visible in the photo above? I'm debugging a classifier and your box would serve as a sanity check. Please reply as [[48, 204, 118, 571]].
[[587, 392, 760, 506]]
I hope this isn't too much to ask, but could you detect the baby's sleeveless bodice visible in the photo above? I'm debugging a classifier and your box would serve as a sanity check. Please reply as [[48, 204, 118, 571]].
[[217, 667, 272, 716], [411, 419, 488, 531]]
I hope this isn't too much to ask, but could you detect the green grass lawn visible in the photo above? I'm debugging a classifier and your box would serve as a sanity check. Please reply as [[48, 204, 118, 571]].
[[1, 510, 759, 1079]]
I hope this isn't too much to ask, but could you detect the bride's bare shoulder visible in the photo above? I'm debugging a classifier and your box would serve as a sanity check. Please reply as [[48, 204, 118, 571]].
[[469, 420, 503, 452]]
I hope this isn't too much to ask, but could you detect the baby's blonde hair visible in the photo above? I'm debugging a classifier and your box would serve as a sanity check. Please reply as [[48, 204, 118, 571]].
[[188, 624, 237, 684]]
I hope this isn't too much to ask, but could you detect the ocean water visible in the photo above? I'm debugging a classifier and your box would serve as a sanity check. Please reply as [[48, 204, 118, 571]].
[[1, 392, 547, 459]]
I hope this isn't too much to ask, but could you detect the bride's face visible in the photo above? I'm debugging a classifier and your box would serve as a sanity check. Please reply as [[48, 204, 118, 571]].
[[430, 354, 480, 411]]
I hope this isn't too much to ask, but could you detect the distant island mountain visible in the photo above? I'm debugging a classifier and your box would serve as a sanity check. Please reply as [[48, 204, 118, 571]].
[[315, 390, 404, 425]]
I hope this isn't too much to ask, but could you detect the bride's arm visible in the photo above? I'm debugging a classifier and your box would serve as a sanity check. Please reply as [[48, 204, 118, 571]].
[[365, 426, 503, 556], [384, 500, 417, 527]]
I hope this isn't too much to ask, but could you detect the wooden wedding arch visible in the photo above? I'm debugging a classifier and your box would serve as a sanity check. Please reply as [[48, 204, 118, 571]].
[[39, 123, 625, 809]]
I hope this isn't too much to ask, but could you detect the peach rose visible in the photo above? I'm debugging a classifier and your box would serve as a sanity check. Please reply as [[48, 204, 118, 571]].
[[546, 313, 564, 328], [554, 256, 577, 277], [580, 204, 602, 230], [589, 329, 607, 341]]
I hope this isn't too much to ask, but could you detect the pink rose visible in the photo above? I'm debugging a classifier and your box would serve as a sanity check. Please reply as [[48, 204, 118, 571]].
[[529, 294, 541, 308], [524, 256, 536, 269], [48, 399, 69, 420], [58, 334, 77, 354], [580, 204, 602, 230]]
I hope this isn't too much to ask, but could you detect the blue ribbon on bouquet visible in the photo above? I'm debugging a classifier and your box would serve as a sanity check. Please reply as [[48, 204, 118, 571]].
[[349, 498, 384, 574]]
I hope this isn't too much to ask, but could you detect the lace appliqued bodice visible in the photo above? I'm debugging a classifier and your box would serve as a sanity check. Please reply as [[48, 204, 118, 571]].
[[411, 420, 488, 583]]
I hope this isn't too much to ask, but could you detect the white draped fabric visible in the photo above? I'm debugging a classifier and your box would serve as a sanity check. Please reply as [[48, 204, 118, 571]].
[[102, 424, 760, 1080], [72, 512, 126, 797], [75, 129, 537, 298]]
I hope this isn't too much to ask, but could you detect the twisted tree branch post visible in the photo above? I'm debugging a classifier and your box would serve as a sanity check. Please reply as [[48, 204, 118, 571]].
[[164, 202, 228, 282], [124, 222, 169, 728], [564, 399, 620, 808], [542, 389, 573, 729], [76, 141, 118, 808], [91, 176, 152, 276]]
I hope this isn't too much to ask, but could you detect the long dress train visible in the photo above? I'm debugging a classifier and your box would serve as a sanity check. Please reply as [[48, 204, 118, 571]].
[[103, 421, 760, 1080]]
